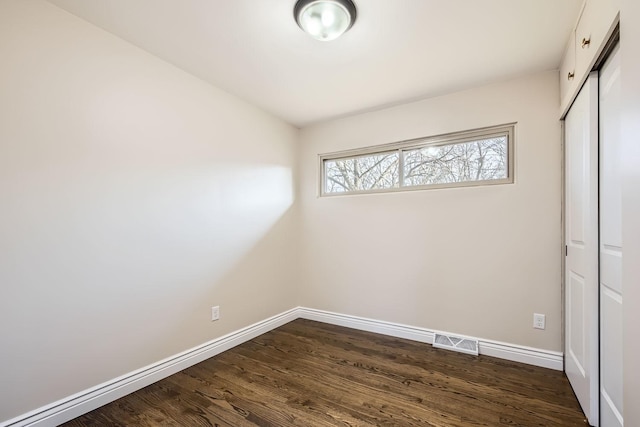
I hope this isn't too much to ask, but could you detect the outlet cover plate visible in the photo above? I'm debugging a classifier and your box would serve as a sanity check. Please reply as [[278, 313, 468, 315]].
[[533, 313, 545, 330]]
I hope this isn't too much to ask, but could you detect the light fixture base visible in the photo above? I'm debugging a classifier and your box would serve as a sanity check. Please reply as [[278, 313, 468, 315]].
[[294, 0, 357, 41]]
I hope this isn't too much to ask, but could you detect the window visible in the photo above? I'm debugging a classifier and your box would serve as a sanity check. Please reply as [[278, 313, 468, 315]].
[[320, 124, 514, 196]]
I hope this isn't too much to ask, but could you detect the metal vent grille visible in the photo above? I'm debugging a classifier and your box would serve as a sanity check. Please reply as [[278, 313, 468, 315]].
[[433, 333, 479, 356]]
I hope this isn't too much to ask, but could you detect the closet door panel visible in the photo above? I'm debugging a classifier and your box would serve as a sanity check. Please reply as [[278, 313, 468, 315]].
[[564, 73, 600, 426], [599, 43, 623, 427]]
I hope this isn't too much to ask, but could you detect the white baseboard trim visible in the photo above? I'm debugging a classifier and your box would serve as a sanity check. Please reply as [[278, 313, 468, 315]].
[[298, 307, 436, 344], [297, 307, 564, 371], [1, 308, 299, 427], [479, 339, 564, 371], [2, 306, 563, 427]]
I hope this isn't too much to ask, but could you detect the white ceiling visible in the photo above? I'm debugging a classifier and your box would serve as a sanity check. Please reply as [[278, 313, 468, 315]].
[[48, 0, 583, 127]]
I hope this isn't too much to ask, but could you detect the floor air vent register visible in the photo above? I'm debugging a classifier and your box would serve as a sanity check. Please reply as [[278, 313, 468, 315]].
[[433, 333, 479, 356]]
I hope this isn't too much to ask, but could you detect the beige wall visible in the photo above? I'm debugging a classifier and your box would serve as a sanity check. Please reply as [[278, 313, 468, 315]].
[[9, 0, 633, 424], [621, 0, 640, 424], [298, 72, 562, 351], [0, 0, 298, 422]]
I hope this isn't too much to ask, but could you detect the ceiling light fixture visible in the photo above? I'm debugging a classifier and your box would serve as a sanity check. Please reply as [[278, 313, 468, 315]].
[[294, 0, 357, 41]]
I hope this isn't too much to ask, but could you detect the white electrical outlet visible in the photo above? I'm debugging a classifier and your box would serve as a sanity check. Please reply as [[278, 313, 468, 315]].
[[211, 306, 220, 321], [533, 313, 545, 330]]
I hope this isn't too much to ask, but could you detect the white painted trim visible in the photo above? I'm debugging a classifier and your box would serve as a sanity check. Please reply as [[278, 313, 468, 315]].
[[479, 339, 564, 370], [0, 308, 299, 427], [297, 307, 435, 344], [297, 307, 564, 371], [2, 306, 564, 427]]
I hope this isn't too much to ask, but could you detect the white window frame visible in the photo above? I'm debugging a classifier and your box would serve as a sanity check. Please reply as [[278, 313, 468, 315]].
[[319, 123, 515, 197]]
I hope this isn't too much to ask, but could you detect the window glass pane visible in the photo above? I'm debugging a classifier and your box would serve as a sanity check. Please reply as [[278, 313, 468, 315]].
[[325, 152, 399, 193], [403, 136, 508, 187]]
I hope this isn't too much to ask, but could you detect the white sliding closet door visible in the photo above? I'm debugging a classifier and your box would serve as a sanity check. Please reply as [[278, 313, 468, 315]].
[[599, 43, 623, 427], [565, 73, 600, 426]]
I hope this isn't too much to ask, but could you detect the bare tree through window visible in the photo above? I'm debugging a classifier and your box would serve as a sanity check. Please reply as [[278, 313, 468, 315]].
[[403, 137, 508, 186], [325, 152, 399, 193], [321, 125, 513, 195]]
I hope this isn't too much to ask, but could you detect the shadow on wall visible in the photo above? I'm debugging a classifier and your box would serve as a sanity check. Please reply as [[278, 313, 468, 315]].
[[0, 161, 295, 422], [161, 201, 299, 356], [125, 163, 299, 360]]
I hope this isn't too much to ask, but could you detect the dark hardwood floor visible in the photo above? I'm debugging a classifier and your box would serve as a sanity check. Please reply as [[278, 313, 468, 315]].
[[62, 319, 587, 426]]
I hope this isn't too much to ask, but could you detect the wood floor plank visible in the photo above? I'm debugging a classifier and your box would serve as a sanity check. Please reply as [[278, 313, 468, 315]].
[[211, 355, 457, 427], [229, 330, 574, 426], [61, 319, 587, 426], [276, 321, 583, 417], [224, 340, 480, 425]]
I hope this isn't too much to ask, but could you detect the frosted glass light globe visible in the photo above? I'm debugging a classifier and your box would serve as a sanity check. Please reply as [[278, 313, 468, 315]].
[[295, 0, 356, 41]]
